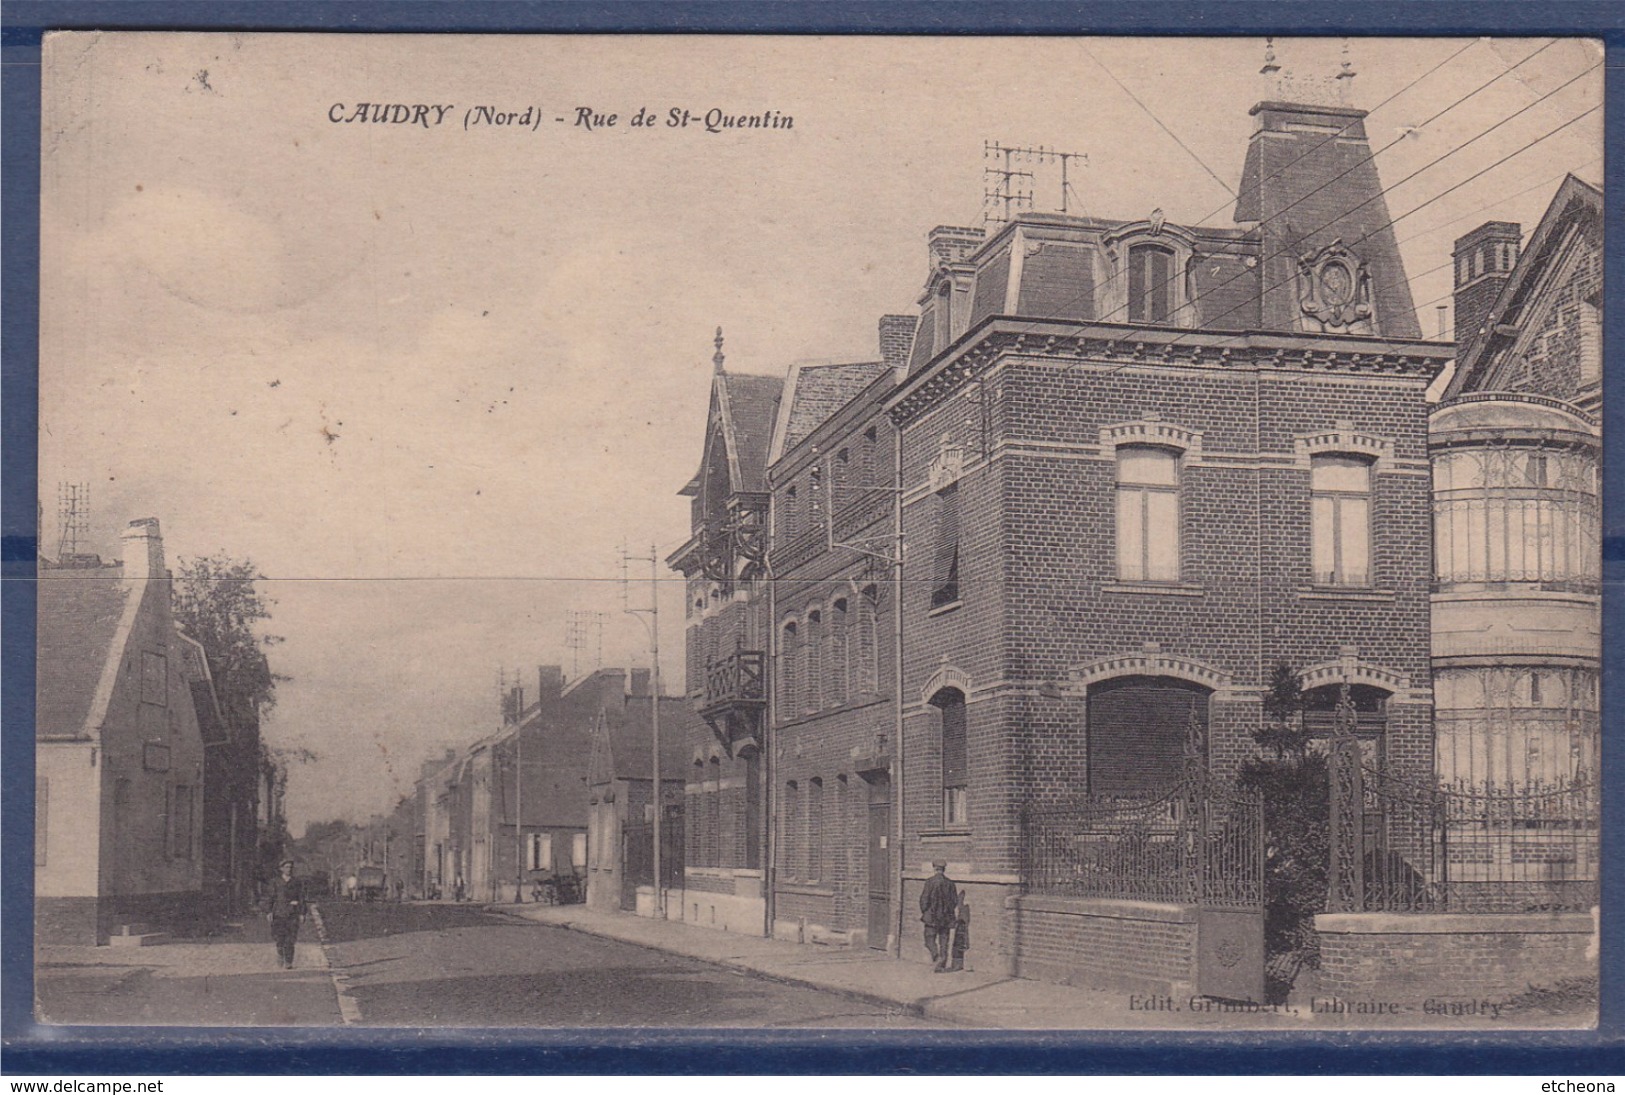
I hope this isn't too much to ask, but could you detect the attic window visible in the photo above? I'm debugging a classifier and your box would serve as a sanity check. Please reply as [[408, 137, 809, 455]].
[[1128, 244, 1175, 324]]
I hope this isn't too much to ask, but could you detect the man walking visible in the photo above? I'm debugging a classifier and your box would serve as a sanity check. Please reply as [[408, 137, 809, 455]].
[[919, 860, 958, 972], [265, 858, 307, 970]]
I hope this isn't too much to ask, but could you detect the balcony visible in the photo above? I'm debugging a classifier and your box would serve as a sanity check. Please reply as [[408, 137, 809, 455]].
[[702, 650, 767, 717]]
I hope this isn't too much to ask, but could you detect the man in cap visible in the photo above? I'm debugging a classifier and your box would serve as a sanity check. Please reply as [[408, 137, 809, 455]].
[[265, 858, 307, 969], [919, 860, 958, 972]]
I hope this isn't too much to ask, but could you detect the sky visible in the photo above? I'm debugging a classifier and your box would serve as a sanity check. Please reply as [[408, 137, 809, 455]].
[[36, 33, 1603, 828]]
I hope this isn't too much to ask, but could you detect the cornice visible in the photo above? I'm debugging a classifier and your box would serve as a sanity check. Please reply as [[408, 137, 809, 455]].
[[885, 319, 1452, 425]]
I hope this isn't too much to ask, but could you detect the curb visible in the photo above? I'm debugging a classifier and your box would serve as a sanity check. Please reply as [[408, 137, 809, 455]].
[[497, 908, 937, 1021], [309, 904, 362, 1024]]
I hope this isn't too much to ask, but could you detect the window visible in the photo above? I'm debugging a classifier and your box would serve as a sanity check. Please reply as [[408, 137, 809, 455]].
[[529, 831, 553, 872], [570, 832, 588, 869], [779, 621, 799, 716], [783, 780, 800, 877], [934, 282, 952, 353], [805, 609, 823, 714], [1116, 446, 1180, 582], [934, 689, 968, 827], [857, 586, 880, 695], [930, 483, 961, 608], [808, 778, 824, 881], [141, 651, 167, 706], [1087, 676, 1208, 797], [1434, 448, 1598, 587], [829, 598, 850, 706], [1128, 244, 1175, 324], [35, 777, 48, 867], [1311, 454, 1373, 586]]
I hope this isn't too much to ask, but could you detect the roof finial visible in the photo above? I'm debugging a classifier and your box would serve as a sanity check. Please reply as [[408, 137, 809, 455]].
[[1337, 37, 1357, 103], [1260, 36, 1281, 78], [712, 326, 726, 374]]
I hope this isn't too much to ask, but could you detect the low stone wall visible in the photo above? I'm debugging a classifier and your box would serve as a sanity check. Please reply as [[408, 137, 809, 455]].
[[1007, 894, 1198, 994], [1315, 911, 1597, 1000]]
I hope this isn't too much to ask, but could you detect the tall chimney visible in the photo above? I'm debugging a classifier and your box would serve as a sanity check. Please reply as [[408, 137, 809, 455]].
[[629, 667, 652, 698], [1452, 221, 1521, 354], [120, 518, 165, 582], [927, 225, 984, 270], [879, 314, 917, 378], [1234, 100, 1421, 338], [536, 665, 564, 705]]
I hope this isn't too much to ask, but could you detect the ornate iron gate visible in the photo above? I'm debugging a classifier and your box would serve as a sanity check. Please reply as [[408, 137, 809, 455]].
[[1020, 763, 1265, 1001]]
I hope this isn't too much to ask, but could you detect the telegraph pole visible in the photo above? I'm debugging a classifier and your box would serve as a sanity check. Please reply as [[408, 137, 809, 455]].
[[622, 544, 664, 918]]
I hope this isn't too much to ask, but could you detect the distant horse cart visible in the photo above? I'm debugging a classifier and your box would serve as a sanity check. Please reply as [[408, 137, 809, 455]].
[[354, 865, 388, 902]]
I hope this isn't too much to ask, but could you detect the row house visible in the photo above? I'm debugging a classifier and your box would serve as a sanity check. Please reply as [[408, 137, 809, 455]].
[[673, 74, 1458, 995], [36, 519, 212, 943]]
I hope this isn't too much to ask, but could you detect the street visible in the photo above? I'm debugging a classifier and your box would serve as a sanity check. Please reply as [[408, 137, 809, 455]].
[[36, 903, 937, 1029]]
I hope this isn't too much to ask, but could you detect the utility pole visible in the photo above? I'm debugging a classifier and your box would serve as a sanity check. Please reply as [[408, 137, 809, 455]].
[[622, 544, 664, 918], [515, 681, 525, 905]]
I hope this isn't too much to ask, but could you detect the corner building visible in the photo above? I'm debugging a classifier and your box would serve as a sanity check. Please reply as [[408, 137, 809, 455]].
[[883, 94, 1452, 981]]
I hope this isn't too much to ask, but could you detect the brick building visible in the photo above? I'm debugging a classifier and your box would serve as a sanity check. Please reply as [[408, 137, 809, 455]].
[[36, 519, 209, 943], [669, 84, 1466, 993]]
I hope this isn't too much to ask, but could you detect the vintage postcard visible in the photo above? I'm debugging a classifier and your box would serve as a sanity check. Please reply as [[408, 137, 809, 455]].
[[33, 32, 1602, 1031]]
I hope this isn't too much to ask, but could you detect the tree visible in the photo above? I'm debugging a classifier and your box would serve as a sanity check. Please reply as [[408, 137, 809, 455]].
[[172, 553, 287, 727], [1238, 660, 1328, 1002]]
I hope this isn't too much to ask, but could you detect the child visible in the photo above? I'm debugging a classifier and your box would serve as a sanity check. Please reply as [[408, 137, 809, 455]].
[[948, 892, 970, 972]]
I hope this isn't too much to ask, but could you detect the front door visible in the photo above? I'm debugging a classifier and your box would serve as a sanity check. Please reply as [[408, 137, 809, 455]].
[[866, 776, 891, 950]]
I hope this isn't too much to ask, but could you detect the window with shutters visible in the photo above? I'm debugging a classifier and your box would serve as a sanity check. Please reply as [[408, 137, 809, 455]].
[[933, 689, 969, 828], [930, 483, 961, 609], [1128, 244, 1175, 324], [1086, 676, 1208, 797], [1116, 446, 1180, 582], [529, 831, 553, 872], [1311, 454, 1373, 586]]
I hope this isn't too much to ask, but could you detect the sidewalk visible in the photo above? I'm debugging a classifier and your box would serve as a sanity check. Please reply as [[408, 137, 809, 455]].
[[489, 901, 1304, 1029], [34, 919, 343, 1027]]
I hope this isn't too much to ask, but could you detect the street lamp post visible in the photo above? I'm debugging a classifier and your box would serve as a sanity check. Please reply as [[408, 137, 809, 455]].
[[623, 544, 664, 919]]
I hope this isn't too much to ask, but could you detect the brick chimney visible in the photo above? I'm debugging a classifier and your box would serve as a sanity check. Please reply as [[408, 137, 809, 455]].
[[879, 314, 916, 377], [119, 518, 166, 582], [1234, 100, 1421, 339], [927, 225, 984, 270], [629, 667, 652, 698], [1452, 221, 1521, 351], [536, 665, 564, 704]]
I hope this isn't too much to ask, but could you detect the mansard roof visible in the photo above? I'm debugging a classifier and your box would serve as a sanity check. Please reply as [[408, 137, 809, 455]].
[[1445, 174, 1602, 401]]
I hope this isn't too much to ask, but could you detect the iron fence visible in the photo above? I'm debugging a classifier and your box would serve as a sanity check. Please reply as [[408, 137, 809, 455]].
[[1020, 772, 1263, 910], [1331, 753, 1597, 914]]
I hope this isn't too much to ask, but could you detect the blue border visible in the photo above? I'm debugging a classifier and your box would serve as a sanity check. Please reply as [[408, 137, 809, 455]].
[[4, 1, 1623, 1076]]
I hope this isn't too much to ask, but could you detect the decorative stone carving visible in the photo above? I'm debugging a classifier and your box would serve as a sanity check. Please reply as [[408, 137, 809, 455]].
[[1297, 241, 1374, 330]]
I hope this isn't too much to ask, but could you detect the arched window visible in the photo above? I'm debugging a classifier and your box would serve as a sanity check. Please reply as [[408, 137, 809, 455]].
[[1116, 446, 1180, 582], [808, 777, 824, 881], [1086, 676, 1208, 797], [858, 585, 881, 695], [931, 688, 969, 827], [779, 620, 799, 717], [783, 780, 800, 878], [829, 597, 850, 707], [1128, 243, 1175, 324], [805, 608, 823, 713], [707, 756, 722, 868], [1311, 454, 1374, 586]]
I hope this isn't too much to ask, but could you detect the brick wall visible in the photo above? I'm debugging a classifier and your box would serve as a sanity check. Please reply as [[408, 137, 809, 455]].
[[1008, 895, 1198, 993], [1316, 912, 1595, 999]]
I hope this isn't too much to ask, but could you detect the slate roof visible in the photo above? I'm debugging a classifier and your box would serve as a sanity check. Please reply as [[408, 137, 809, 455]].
[[778, 362, 889, 455], [598, 695, 697, 783], [719, 372, 784, 494], [36, 565, 129, 740]]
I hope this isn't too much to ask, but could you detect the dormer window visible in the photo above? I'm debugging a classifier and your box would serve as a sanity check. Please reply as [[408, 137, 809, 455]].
[[933, 281, 952, 352], [1128, 244, 1175, 324]]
